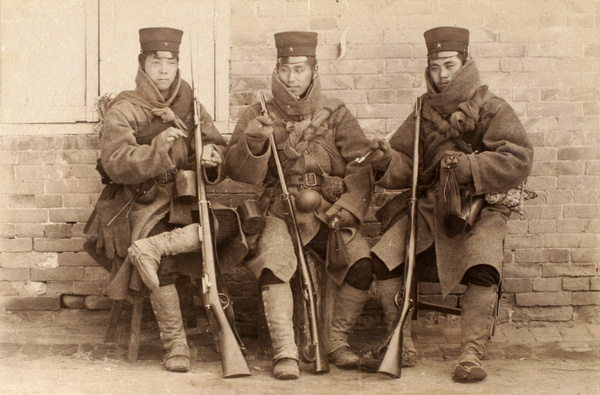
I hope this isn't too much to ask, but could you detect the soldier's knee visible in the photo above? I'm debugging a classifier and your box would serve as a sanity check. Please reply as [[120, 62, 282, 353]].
[[344, 258, 373, 291], [372, 254, 403, 280], [463, 264, 500, 287], [260, 269, 284, 286]]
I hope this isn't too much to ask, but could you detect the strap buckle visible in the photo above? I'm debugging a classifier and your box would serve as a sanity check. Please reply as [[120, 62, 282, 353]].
[[303, 173, 318, 187]]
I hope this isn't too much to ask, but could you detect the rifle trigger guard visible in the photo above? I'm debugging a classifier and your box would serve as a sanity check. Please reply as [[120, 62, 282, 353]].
[[218, 293, 230, 309]]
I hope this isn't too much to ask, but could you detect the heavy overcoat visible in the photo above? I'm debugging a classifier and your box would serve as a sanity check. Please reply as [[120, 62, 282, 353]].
[[371, 60, 534, 297], [225, 73, 372, 285], [85, 68, 246, 300]]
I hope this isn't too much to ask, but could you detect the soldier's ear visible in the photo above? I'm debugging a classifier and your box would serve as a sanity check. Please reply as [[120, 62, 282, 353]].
[[312, 65, 319, 79]]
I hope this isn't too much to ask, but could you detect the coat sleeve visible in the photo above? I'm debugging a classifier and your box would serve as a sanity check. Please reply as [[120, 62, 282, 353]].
[[468, 98, 534, 195], [328, 106, 373, 222], [224, 104, 271, 185], [372, 115, 414, 190], [100, 103, 176, 185]]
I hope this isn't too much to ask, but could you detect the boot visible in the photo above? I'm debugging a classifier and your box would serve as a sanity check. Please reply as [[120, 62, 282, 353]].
[[261, 283, 299, 380], [328, 282, 369, 369], [377, 277, 417, 367], [129, 224, 201, 291], [454, 283, 498, 382], [150, 283, 190, 372]]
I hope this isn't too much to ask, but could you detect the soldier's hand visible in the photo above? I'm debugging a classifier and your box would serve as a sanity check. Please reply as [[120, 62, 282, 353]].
[[201, 144, 222, 168], [442, 150, 472, 185], [357, 138, 393, 172], [159, 127, 187, 150], [245, 115, 274, 154], [325, 205, 358, 229]]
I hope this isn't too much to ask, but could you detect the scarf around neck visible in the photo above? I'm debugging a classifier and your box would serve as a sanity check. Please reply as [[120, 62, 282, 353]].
[[271, 70, 331, 160], [111, 67, 187, 131], [422, 59, 493, 139]]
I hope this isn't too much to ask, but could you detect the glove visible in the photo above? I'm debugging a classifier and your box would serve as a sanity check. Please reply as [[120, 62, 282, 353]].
[[358, 138, 392, 172], [95, 199, 132, 260], [442, 151, 472, 185], [325, 205, 358, 229], [245, 115, 274, 155]]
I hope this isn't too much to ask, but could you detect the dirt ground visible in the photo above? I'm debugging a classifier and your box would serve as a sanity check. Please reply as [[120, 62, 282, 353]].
[[1, 352, 599, 395], [1, 310, 599, 394]]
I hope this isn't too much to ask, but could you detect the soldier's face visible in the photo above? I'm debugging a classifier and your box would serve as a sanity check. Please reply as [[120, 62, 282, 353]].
[[144, 51, 178, 93], [428, 53, 463, 91], [277, 57, 315, 98]]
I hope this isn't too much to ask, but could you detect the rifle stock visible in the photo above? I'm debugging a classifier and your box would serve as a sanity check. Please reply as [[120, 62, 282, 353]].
[[378, 97, 423, 378], [192, 94, 250, 378], [259, 92, 329, 374]]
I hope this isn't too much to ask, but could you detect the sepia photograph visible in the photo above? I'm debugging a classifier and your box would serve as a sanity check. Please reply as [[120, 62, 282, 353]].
[[0, 0, 598, 394]]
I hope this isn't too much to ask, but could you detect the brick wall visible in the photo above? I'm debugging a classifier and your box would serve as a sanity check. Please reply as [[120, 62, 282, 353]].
[[1, 0, 598, 325]]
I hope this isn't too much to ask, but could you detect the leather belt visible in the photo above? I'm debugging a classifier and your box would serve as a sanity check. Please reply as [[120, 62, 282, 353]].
[[154, 168, 179, 183], [285, 173, 323, 188]]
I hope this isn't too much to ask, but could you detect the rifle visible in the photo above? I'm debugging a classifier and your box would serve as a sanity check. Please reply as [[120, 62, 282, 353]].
[[191, 57, 251, 378], [377, 96, 423, 378], [259, 92, 330, 374]]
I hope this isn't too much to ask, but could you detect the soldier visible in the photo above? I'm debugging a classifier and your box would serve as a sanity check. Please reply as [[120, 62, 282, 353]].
[[225, 31, 386, 379], [359, 27, 534, 381], [85, 27, 247, 373]]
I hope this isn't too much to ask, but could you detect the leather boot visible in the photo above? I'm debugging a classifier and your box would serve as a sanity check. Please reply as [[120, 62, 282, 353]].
[[261, 283, 299, 380], [454, 283, 498, 382], [377, 276, 417, 367], [150, 283, 190, 372], [328, 282, 369, 369], [129, 224, 201, 291]]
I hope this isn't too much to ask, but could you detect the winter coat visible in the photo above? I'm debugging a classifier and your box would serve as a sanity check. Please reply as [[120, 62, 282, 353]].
[[224, 72, 372, 285], [371, 59, 534, 297], [84, 67, 246, 300]]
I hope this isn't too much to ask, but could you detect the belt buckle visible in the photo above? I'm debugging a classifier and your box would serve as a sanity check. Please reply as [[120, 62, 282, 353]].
[[304, 173, 317, 187]]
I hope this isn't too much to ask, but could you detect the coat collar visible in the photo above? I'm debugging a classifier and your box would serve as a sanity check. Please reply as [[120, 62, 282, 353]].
[[271, 69, 322, 119], [423, 59, 482, 117], [134, 66, 182, 107]]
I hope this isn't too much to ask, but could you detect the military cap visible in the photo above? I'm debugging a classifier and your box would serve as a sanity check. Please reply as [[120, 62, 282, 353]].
[[274, 31, 318, 58], [424, 27, 469, 57], [139, 27, 183, 53]]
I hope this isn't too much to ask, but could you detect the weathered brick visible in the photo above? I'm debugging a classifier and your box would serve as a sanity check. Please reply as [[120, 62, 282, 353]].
[[62, 194, 91, 208], [503, 264, 542, 278], [5, 296, 61, 311], [502, 278, 532, 293], [562, 277, 590, 291], [1, 252, 57, 268], [516, 292, 572, 307], [31, 267, 84, 281], [0, 282, 17, 296], [33, 238, 85, 252], [0, 238, 33, 253], [35, 194, 63, 209], [48, 208, 93, 223], [515, 306, 573, 322], [82, 267, 110, 282], [14, 223, 45, 238], [543, 264, 597, 277], [44, 224, 73, 238], [573, 291, 600, 306], [58, 252, 98, 267], [84, 295, 112, 310], [0, 268, 30, 281], [591, 278, 600, 291], [532, 277, 562, 292], [73, 282, 104, 296], [45, 281, 74, 295], [62, 295, 85, 309], [0, 209, 48, 224], [8, 195, 35, 208]]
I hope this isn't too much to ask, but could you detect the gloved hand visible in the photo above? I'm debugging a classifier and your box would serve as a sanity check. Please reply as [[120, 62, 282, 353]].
[[245, 115, 274, 155], [325, 205, 358, 229], [442, 150, 473, 185], [200, 144, 222, 168], [159, 127, 187, 151], [95, 199, 132, 260], [357, 138, 393, 172]]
